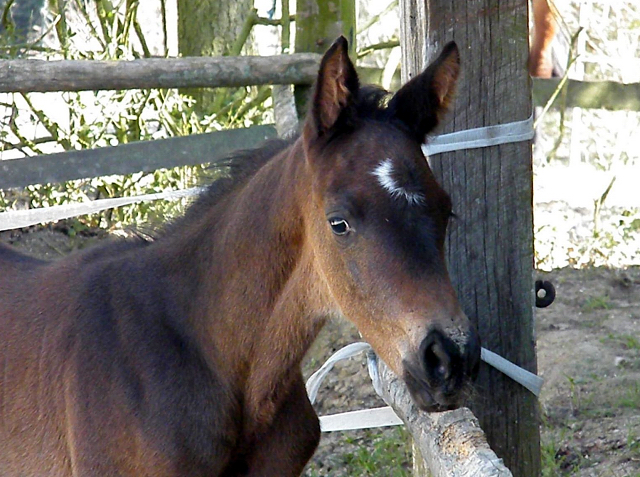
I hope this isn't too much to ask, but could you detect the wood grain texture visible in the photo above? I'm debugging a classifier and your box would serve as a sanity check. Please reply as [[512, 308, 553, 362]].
[[376, 359, 513, 477], [176, 0, 254, 113], [397, 1, 540, 475], [177, 0, 253, 58], [0, 55, 320, 93], [272, 85, 299, 137]]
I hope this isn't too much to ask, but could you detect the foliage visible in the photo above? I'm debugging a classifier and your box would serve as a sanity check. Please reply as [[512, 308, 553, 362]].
[[541, 431, 574, 477], [0, 0, 271, 230], [581, 294, 611, 312]]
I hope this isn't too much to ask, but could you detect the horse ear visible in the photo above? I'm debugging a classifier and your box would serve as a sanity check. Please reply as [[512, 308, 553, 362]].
[[388, 42, 460, 143], [304, 36, 359, 141]]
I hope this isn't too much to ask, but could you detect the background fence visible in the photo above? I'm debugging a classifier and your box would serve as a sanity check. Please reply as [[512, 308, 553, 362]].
[[1, 55, 638, 193]]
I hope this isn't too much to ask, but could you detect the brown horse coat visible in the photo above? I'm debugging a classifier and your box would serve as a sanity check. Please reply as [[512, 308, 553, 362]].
[[0, 37, 479, 476]]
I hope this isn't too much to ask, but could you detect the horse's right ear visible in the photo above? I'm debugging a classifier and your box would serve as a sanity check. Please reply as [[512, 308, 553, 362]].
[[387, 42, 460, 143], [303, 36, 359, 143]]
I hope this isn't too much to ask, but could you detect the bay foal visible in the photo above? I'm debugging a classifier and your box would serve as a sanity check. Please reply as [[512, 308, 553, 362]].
[[0, 38, 479, 476]]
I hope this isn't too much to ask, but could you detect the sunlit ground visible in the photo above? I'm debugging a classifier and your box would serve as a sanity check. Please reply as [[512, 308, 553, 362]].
[[534, 108, 640, 270]]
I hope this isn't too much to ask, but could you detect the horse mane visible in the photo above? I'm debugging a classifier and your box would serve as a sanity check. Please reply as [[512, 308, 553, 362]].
[[19, 86, 395, 254], [164, 136, 297, 236], [196, 86, 391, 204]]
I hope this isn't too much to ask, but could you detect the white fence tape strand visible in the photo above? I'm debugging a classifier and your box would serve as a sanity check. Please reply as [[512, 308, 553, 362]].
[[422, 115, 534, 156], [481, 347, 544, 396], [0, 187, 204, 232], [306, 342, 372, 405], [319, 407, 402, 432], [308, 342, 543, 432]]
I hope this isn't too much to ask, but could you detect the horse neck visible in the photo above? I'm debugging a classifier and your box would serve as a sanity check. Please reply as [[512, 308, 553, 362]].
[[159, 139, 331, 426]]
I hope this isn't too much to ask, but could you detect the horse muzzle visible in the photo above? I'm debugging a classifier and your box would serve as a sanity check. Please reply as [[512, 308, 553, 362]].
[[402, 326, 481, 412]]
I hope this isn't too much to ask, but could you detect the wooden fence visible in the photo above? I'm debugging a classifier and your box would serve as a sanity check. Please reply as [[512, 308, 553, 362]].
[[0, 55, 318, 93], [1, 53, 639, 192], [0, 125, 276, 190], [2, 52, 639, 99], [375, 358, 512, 477]]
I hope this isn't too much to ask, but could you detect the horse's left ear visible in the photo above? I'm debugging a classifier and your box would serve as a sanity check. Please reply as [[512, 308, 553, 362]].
[[304, 36, 359, 143], [387, 42, 460, 143]]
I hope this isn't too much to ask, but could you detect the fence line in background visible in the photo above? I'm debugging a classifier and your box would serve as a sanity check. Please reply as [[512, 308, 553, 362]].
[[0, 54, 637, 110], [0, 125, 277, 190], [0, 54, 320, 93]]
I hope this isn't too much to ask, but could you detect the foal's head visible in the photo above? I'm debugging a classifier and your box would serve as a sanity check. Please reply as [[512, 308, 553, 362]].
[[302, 37, 480, 411]]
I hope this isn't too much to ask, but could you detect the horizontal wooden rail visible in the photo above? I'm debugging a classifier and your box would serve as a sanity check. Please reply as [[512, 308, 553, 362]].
[[375, 358, 512, 477], [0, 54, 321, 93], [0, 125, 277, 189], [533, 77, 640, 111], [2, 54, 638, 112]]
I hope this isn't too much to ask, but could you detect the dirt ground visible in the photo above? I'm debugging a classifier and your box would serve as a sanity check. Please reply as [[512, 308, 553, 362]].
[[535, 267, 640, 476], [1, 226, 639, 476]]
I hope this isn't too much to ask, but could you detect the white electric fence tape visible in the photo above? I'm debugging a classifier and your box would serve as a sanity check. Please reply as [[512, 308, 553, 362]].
[[306, 342, 372, 405], [319, 407, 403, 432], [0, 187, 204, 232], [422, 115, 534, 156], [481, 347, 543, 396], [309, 342, 543, 432]]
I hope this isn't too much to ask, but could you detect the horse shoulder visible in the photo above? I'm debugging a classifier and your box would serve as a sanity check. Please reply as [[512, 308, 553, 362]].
[[0, 239, 239, 475], [62, 256, 238, 474]]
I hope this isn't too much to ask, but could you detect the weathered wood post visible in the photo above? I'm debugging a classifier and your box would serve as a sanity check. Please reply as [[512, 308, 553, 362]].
[[398, 1, 540, 475]]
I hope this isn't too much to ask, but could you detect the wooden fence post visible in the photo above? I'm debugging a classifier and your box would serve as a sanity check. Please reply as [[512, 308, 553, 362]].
[[398, 1, 540, 475]]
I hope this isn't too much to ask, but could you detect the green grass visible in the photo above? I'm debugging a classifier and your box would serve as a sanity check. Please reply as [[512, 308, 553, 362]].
[[342, 428, 411, 476], [305, 428, 411, 476], [627, 430, 640, 456], [581, 295, 611, 312], [541, 435, 564, 477], [618, 383, 640, 410], [541, 433, 583, 477], [621, 334, 640, 350], [601, 333, 640, 351]]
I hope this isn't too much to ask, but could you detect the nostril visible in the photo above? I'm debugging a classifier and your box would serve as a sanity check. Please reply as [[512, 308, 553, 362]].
[[423, 338, 452, 382]]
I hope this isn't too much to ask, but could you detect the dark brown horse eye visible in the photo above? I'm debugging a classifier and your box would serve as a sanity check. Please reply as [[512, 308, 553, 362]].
[[329, 218, 350, 236]]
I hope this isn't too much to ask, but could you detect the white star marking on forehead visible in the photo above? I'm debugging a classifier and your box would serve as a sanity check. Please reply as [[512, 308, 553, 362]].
[[371, 158, 425, 206]]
